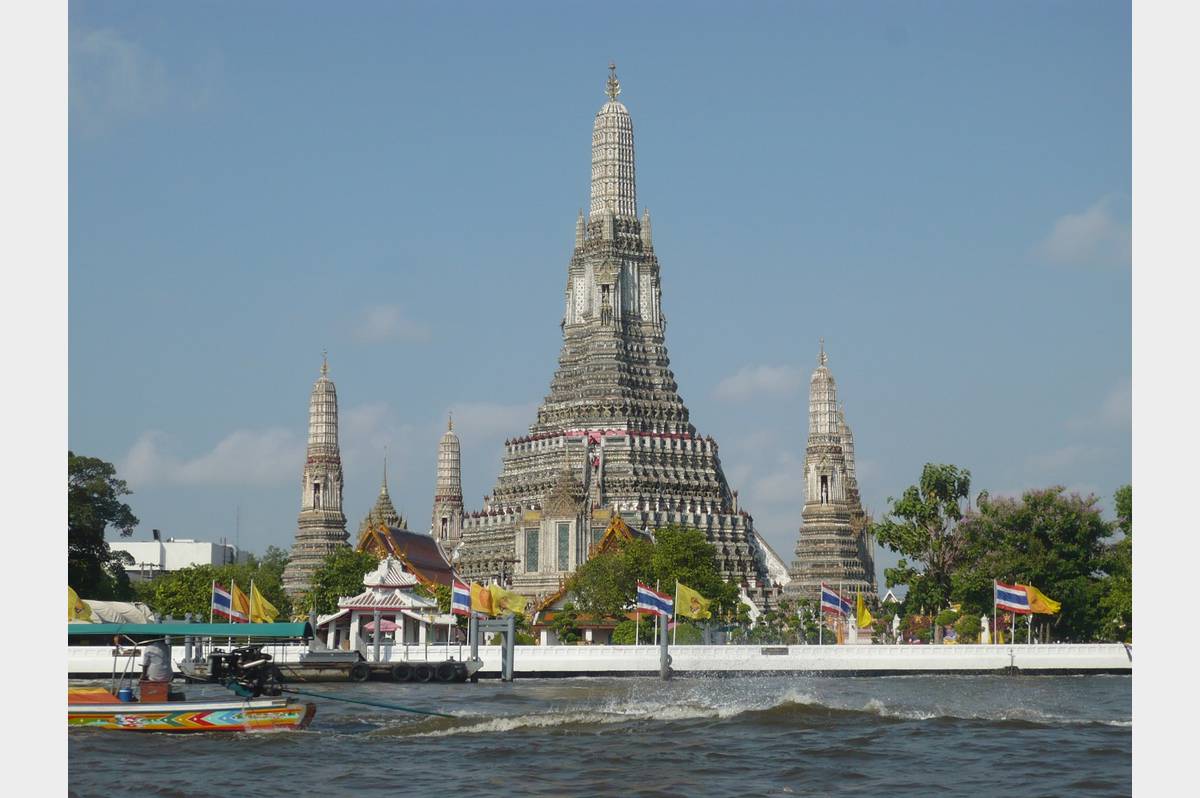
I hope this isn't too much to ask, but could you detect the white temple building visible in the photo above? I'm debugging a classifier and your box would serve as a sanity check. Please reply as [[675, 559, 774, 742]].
[[315, 556, 459, 655]]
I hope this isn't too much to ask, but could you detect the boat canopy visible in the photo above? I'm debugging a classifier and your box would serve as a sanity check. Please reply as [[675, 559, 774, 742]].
[[68, 622, 313, 640]]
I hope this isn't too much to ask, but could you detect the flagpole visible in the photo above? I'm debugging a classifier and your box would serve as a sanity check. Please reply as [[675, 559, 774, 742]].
[[672, 583, 678, 646], [818, 583, 823, 646], [992, 580, 997, 646], [654, 580, 660, 646], [250, 579, 255, 624], [209, 580, 215, 624], [635, 606, 639, 647]]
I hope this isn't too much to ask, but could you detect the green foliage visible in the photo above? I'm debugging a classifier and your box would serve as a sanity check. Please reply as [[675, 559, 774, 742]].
[[134, 555, 293, 621], [514, 631, 537, 646], [611, 617, 657, 644], [870, 464, 972, 613], [1097, 485, 1132, 641], [549, 603, 583, 645], [568, 538, 653, 619], [298, 548, 380, 616], [954, 487, 1112, 641], [68, 452, 139, 600], [671, 622, 703, 645], [954, 613, 979, 643], [934, 609, 960, 628], [566, 525, 740, 623]]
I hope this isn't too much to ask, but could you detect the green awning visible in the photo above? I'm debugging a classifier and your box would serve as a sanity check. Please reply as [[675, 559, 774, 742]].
[[68, 622, 313, 640]]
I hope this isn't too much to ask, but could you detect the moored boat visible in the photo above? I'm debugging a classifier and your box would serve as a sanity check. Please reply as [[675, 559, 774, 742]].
[[68, 621, 318, 733], [68, 687, 315, 732]]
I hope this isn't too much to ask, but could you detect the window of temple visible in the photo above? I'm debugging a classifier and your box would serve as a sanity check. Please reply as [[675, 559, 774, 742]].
[[525, 529, 539, 572], [557, 522, 571, 571], [441, 517, 448, 538], [312, 482, 322, 509], [820, 475, 829, 504]]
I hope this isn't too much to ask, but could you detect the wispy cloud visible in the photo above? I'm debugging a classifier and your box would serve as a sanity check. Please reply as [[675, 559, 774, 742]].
[[1067, 378, 1131, 432], [352, 305, 431, 344], [122, 428, 304, 488], [1037, 195, 1131, 268], [70, 26, 223, 138], [70, 27, 169, 137], [1025, 445, 1107, 473], [714, 364, 806, 402]]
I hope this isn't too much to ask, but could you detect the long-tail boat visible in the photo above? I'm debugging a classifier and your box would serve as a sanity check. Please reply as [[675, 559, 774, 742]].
[[68, 622, 317, 733]]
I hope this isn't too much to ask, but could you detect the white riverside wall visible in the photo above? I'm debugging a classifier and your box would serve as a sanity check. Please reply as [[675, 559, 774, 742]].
[[467, 643, 1132, 676], [69, 642, 1132, 678]]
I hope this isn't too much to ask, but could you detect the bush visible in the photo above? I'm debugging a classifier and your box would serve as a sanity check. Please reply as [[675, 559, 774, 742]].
[[954, 613, 980, 643], [611, 618, 656, 644], [670, 622, 703, 645], [514, 631, 537, 646], [934, 609, 960, 627]]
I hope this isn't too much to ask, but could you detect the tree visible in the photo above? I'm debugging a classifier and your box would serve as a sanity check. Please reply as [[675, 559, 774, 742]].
[[134, 558, 294, 620], [869, 463, 972, 613], [1098, 485, 1132, 641], [549, 603, 583, 645], [68, 452, 139, 600], [298, 548, 379, 616], [952, 487, 1111, 641], [611, 617, 656, 644], [565, 525, 738, 623]]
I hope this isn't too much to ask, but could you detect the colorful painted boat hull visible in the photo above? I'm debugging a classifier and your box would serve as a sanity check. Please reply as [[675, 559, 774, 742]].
[[69, 698, 316, 732]]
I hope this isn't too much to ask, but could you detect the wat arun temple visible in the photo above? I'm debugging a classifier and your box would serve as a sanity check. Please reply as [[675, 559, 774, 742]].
[[283, 66, 877, 609], [453, 66, 788, 606]]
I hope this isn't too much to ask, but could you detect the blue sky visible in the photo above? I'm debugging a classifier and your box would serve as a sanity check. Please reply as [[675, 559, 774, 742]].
[[68, 1, 1130, 587]]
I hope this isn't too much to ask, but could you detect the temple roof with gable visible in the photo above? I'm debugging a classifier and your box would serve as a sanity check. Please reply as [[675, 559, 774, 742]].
[[356, 524, 456, 588]]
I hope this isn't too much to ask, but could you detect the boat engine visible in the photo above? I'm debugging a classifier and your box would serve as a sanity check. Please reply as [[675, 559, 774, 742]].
[[208, 645, 285, 697]]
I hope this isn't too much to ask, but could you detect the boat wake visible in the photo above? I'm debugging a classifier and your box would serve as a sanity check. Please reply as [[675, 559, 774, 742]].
[[367, 686, 1129, 738]]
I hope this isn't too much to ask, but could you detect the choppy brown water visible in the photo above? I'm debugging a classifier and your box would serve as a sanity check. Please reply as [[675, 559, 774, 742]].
[[69, 675, 1130, 797]]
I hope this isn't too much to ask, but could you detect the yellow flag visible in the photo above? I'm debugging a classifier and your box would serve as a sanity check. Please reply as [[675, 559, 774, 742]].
[[249, 582, 279, 623], [856, 592, 874, 629], [1021, 584, 1061, 615], [675, 582, 712, 620], [470, 583, 495, 615], [68, 587, 93, 622], [231, 583, 251, 622], [489, 584, 528, 616]]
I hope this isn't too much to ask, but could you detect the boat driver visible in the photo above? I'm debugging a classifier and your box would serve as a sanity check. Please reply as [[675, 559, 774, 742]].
[[141, 638, 174, 683]]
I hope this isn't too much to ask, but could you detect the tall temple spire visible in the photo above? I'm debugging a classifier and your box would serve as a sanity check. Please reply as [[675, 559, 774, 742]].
[[431, 414, 464, 546], [788, 344, 876, 600], [590, 62, 637, 221], [458, 65, 782, 605], [810, 340, 839, 437], [283, 356, 349, 597]]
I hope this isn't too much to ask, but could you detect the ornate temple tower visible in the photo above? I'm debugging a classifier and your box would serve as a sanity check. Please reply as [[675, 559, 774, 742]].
[[787, 343, 877, 601], [456, 66, 783, 604], [431, 416, 464, 547], [283, 356, 349, 597], [357, 457, 405, 543]]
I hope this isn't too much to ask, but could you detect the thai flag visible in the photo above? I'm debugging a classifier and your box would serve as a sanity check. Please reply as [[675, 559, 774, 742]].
[[212, 582, 247, 622], [820, 584, 852, 616], [636, 582, 673, 617], [451, 579, 472, 616], [995, 581, 1032, 614]]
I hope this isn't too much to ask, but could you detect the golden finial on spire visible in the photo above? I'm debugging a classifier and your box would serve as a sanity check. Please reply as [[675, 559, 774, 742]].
[[447, 412, 454, 432], [606, 61, 621, 102], [819, 338, 827, 366], [321, 350, 328, 376]]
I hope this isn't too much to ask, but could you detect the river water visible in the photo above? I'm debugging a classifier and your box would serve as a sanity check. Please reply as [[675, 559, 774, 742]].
[[69, 674, 1130, 797]]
